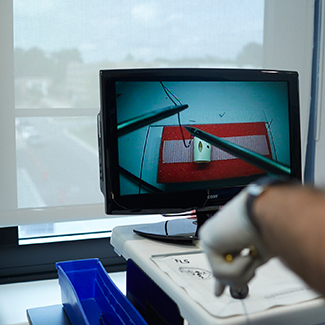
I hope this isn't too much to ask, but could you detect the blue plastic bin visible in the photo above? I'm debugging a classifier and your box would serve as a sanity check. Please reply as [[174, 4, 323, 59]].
[[56, 258, 147, 325]]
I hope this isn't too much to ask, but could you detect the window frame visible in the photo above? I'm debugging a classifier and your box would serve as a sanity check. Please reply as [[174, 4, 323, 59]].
[[0, 236, 126, 284]]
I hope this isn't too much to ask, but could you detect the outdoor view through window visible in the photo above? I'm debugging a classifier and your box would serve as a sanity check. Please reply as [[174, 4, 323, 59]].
[[13, 0, 264, 239]]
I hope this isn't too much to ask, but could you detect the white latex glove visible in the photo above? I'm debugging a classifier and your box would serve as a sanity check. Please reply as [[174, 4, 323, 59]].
[[199, 187, 273, 297]]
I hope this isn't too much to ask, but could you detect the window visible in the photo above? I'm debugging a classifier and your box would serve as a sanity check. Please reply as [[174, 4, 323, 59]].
[[0, 0, 316, 282], [13, 0, 265, 240]]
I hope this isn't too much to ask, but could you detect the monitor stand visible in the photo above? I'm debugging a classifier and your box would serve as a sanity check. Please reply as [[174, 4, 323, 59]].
[[133, 207, 250, 299], [133, 207, 218, 243]]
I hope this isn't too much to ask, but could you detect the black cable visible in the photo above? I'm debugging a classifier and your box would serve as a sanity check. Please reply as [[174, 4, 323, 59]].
[[177, 112, 191, 148], [160, 82, 181, 105], [139, 125, 151, 194], [160, 82, 192, 148]]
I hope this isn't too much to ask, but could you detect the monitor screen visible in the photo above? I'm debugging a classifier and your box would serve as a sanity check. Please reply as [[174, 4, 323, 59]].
[[98, 68, 301, 215]]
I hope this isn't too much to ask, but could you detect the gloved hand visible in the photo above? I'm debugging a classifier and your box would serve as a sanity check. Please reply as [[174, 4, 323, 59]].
[[198, 185, 273, 297]]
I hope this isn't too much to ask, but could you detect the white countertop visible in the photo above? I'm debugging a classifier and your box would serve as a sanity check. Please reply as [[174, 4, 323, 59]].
[[0, 272, 126, 325], [111, 223, 325, 325]]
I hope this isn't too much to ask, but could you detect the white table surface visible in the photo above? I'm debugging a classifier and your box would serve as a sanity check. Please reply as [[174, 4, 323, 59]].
[[0, 272, 126, 325], [111, 223, 325, 325]]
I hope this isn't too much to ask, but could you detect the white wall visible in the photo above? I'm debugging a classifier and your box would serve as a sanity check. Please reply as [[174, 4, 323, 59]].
[[313, 3, 325, 186], [263, 0, 314, 177]]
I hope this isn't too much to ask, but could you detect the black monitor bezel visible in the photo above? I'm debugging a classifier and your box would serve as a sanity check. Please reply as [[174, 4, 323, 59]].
[[99, 68, 301, 214]]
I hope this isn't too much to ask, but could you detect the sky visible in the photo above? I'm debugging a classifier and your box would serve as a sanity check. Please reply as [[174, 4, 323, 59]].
[[13, 0, 264, 64]]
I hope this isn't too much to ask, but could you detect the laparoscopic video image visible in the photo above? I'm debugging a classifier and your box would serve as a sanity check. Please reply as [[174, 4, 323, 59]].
[[116, 80, 291, 195]]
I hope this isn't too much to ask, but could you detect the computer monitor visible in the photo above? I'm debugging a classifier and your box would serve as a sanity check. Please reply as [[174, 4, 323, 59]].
[[98, 68, 301, 241]]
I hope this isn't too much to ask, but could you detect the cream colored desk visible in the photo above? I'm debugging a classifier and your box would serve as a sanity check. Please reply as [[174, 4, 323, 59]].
[[111, 223, 325, 325]]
